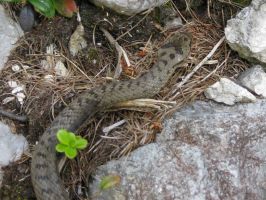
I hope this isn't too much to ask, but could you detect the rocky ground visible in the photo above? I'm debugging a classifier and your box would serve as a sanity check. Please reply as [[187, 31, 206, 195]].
[[3, 0, 266, 199]]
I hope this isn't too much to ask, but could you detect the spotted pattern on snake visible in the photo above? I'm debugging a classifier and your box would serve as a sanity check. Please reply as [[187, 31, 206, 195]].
[[31, 33, 191, 200]]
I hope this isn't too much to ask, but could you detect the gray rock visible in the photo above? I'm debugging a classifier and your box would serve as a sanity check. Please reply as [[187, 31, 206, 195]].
[[204, 77, 256, 105], [18, 5, 35, 32], [0, 122, 28, 188], [225, 0, 266, 65], [89, 0, 167, 15], [89, 143, 207, 200], [89, 100, 266, 199], [0, 5, 23, 71], [164, 17, 183, 30], [238, 65, 266, 97]]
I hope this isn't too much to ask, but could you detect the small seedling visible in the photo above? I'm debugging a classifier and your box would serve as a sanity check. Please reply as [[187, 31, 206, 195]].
[[99, 175, 121, 190], [56, 129, 88, 159]]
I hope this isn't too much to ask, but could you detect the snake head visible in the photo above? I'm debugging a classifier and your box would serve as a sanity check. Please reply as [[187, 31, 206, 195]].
[[158, 33, 191, 63]]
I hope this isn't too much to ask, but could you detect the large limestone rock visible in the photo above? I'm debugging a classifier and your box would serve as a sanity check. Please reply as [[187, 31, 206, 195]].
[[89, 0, 167, 15], [225, 0, 266, 64], [89, 100, 266, 199], [0, 5, 23, 71]]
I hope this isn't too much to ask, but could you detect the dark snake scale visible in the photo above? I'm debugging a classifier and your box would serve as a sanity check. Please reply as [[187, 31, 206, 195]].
[[31, 33, 191, 200]]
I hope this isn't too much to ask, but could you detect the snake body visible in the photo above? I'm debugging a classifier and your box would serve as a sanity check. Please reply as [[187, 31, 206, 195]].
[[31, 33, 191, 200]]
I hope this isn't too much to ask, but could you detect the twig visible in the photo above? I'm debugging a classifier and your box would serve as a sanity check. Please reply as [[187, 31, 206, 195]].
[[171, 0, 188, 23], [207, 0, 211, 18], [169, 36, 225, 100], [100, 27, 130, 79], [102, 119, 127, 135], [92, 19, 113, 47], [0, 107, 28, 122], [199, 51, 230, 83], [27, 53, 62, 57], [60, 53, 92, 82]]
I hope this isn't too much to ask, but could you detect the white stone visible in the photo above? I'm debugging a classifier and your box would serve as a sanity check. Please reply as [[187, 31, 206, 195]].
[[41, 43, 69, 77], [40, 59, 50, 70], [238, 65, 266, 97], [225, 0, 266, 64], [92, 59, 97, 64], [8, 80, 18, 88], [46, 43, 56, 55], [16, 92, 26, 104], [0, 5, 24, 71], [204, 78, 256, 105], [55, 60, 68, 77], [44, 43, 58, 70], [11, 86, 24, 94], [0, 122, 28, 187], [11, 64, 21, 72], [69, 24, 87, 57], [8, 82, 26, 105], [44, 74, 55, 83], [90, 0, 167, 15]]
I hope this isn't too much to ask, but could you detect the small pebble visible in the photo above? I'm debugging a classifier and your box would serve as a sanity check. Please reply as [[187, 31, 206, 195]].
[[18, 5, 35, 32]]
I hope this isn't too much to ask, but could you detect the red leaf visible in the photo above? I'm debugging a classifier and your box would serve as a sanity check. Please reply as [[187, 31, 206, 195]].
[[54, 0, 77, 17], [65, 0, 77, 12]]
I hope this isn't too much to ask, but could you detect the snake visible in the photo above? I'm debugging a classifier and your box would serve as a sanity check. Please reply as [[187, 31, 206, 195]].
[[31, 33, 191, 200]]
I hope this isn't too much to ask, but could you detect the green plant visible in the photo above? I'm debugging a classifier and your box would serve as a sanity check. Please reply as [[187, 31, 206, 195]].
[[56, 129, 88, 159], [99, 175, 121, 190], [232, 0, 251, 6], [2, 0, 77, 18]]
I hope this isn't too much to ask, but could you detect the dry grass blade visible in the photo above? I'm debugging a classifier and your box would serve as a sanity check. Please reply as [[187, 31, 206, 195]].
[[111, 98, 176, 111], [102, 119, 127, 135]]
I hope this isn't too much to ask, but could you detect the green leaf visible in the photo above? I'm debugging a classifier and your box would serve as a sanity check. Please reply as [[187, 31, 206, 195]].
[[65, 146, 77, 159], [0, 0, 21, 2], [28, 0, 55, 18], [69, 138, 77, 148], [56, 129, 76, 145], [99, 175, 121, 190], [56, 129, 88, 159], [74, 136, 88, 150], [55, 143, 67, 153]]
